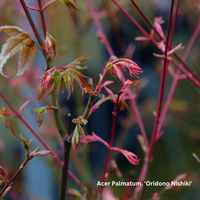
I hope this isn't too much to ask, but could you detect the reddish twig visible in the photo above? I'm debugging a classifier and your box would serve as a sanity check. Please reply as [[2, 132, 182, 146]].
[[100, 92, 122, 194], [157, 20, 200, 134], [85, 0, 114, 56], [26, 5, 40, 11], [148, 0, 175, 163], [43, 0, 59, 10], [19, 0, 44, 50], [37, 0, 47, 38], [0, 91, 86, 191], [85, 0, 149, 147], [130, 0, 200, 83], [112, 0, 200, 88]]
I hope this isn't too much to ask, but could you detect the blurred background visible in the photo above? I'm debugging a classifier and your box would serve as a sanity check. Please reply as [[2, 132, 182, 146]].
[[0, 0, 200, 199]]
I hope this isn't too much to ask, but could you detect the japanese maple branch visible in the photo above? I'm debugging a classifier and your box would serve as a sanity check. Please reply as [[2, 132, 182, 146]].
[[0, 91, 86, 191], [0, 157, 30, 198], [112, 0, 200, 88], [157, 19, 200, 134], [148, 0, 175, 162], [85, 0, 149, 147], [85, 0, 114, 56], [37, 0, 47, 38], [19, 0, 44, 50], [130, 0, 200, 83], [100, 92, 122, 194], [58, 114, 72, 200], [134, 1, 175, 199]]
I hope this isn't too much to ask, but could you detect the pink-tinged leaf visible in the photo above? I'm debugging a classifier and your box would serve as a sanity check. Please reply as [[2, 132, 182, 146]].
[[154, 23, 165, 40], [34, 150, 50, 156], [111, 147, 140, 165], [0, 108, 14, 116], [153, 53, 165, 59], [135, 36, 150, 41], [4, 118, 17, 138], [27, 137, 34, 150], [167, 43, 184, 56], [120, 79, 134, 93], [88, 104, 99, 117], [104, 86, 116, 103], [45, 105, 57, 111], [19, 100, 30, 115], [80, 134, 96, 143], [92, 132, 109, 148]]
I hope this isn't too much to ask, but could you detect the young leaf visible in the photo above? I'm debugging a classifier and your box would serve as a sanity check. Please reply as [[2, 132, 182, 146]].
[[0, 25, 36, 77]]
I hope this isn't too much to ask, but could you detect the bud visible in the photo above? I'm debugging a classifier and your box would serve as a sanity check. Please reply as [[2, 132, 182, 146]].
[[44, 32, 56, 60], [72, 127, 80, 152], [61, 0, 81, 12], [66, 188, 83, 199], [20, 134, 28, 150]]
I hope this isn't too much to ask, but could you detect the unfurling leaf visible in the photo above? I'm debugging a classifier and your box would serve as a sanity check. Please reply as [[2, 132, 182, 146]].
[[0, 115, 17, 138], [61, 0, 81, 12], [20, 134, 28, 150], [0, 25, 36, 77]]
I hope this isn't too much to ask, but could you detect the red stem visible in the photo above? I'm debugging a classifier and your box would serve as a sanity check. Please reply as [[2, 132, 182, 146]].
[[130, 0, 200, 83], [112, 0, 200, 88], [100, 92, 122, 194], [0, 91, 86, 191], [85, 0, 149, 147], [37, 0, 47, 38], [85, 0, 114, 56], [169, 0, 180, 47], [26, 5, 40, 11], [148, 0, 175, 161], [19, 0, 44, 50], [157, 20, 200, 134], [43, 0, 59, 10]]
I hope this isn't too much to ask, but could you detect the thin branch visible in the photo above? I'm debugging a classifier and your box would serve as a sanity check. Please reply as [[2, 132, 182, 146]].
[[100, 92, 122, 194], [130, 0, 200, 83], [85, 0, 149, 147], [0, 91, 86, 191], [0, 157, 30, 198], [112, 0, 200, 88], [19, 0, 44, 50], [37, 0, 47, 38], [85, 0, 114, 56], [148, 0, 175, 162], [43, 0, 59, 10], [157, 21, 200, 134], [26, 5, 40, 11], [58, 114, 72, 200]]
